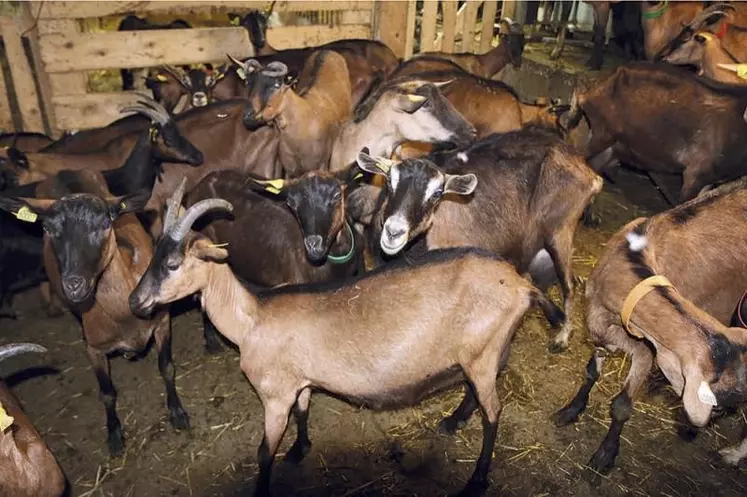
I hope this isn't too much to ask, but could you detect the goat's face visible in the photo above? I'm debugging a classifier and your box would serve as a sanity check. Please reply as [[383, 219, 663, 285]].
[[243, 11, 270, 50], [150, 121, 204, 166], [148, 66, 225, 112], [498, 20, 525, 68], [243, 63, 289, 130], [248, 166, 361, 263], [708, 333, 747, 408], [662, 33, 709, 70], [0, 190, 150, 304], [0, 148, 29, 190], [356, 152, 477, 256], [380, 81, 476, 149]]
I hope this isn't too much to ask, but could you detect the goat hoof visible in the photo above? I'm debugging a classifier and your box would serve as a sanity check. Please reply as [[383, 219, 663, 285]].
[[548, 340, 568, 354], [107, 429, 125, 457], [718, 446, 746, 466], [170, 406, 190, 431], [44, 306, 65, 318], [549, 49, 562, 61], [452, 476, 489, 497], [676, 423, 698, 442], [438, 416, 466, 435], [552, 405, 581, 427], [587, 447, 616, 475], [284, 441, 311, 464], [586, 58, 603, 71]]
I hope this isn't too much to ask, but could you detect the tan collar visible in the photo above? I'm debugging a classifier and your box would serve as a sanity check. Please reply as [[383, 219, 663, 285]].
[[620, 275, 674, 338]]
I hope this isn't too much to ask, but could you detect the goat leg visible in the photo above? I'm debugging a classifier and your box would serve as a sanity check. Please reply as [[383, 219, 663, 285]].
[[550, 1, 574, 60], [284, 387, 312, 463], [155, 318, 190, 430], [254, 398, 293, 497], [202, 311, 224, 354], [40, 282, 65, 317], [553, 348, 606, 426], [587, 340, 653, 473], [439, 384, 478, 435], [87, 345, 125, 456], [587, 2, 610, 70], [546, 230, 576, 353]]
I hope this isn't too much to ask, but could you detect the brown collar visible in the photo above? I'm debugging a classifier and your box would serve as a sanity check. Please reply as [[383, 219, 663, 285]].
[[620, 275, 674, 338]]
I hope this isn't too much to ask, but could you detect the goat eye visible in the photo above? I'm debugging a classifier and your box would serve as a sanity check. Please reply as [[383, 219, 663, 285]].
[[432, 189, 444, 199], [42, 222, 52, 235], [166, 258, 180, 271], [333, 191, 342, 200], [102, 217, 112, 229]]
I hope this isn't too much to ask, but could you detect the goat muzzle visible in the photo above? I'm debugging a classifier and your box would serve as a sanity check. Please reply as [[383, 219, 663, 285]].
[[303, 235, 326, 264]]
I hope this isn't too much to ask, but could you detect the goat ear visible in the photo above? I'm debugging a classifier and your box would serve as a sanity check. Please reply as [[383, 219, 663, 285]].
[[0, 196, 54, 223], [228, 13, 241, 25], [190, 237, 229, 262], [7, 147, 28, 169], [356, 151, 394, 175], [444, 173, 478, 196], [334, 162, 366, 186], [107, 189, 151, 219], [397, 93, 428, 113]]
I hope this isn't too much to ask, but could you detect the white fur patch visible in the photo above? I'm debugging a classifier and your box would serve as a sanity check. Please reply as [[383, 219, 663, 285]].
[[424, 176, 442, 202], [390, 165, 400, 191], [457, 152, 469, 163], [697, 381, 718, 406], [625, 232, 648, 252]]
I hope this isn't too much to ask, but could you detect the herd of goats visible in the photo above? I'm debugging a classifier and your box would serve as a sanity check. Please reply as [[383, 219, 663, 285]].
[[1, 1, 747, 496]]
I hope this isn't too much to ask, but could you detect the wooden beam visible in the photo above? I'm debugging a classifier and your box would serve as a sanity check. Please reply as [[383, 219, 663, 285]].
[[374, 1, 410, 59], [403, 0, 417, 59], [481, 1, 499, 52], [0, 60, 14, 132], [441, 1, 458, 53], [420, 0, 438, 52], [37, 19, 89, 99], [0, 19, 44, 132], [32, 1, 374, 19], [40, 24, 370, 74], [501, 0, 516, 20], [52, 92, 150, 130], [461, 1, 480, 53]]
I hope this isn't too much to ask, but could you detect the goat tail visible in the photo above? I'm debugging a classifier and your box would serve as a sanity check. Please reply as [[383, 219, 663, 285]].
[[531, 289, 566, 329]]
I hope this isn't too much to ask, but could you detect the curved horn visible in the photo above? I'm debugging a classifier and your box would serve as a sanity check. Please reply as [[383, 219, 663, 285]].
[[264, 0, 277, 16], [163, 176, 188, 235], [432, 79, 455, 89], [0, 343, 47, 363], [246, 59, 264, 71], [262, 61, 288, 78], [161, 64, 192, 89], [119, 98, 170, 125], [688, 4, 734, 32], [170, 198, 234, 242], [227, 53, 248, 70]]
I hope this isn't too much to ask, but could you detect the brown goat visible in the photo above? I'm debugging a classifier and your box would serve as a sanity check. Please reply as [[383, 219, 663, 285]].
[[146, 64, 234, 113], [0, 170, 189, 456], [664, 30, 747, 84], [417, 18, 524, 78], [0, 133, 54, 153], [554, 177, 747, 472], [0, 343, 66, 497], [129, 186, 565, 497]]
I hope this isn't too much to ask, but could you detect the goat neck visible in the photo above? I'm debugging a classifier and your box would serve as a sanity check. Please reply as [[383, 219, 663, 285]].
[[476, 44, 512, 78], [330, 109, 404, 171], [201, 261, 259, 346]]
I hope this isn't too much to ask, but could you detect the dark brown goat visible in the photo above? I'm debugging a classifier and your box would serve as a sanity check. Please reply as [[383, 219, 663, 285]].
[[417, 18, 524, 78], [0, 171, 189, 456], [146, 64, 233, 113], [358, 127, 603, 353], [129, 185, 566, 497], [554, 177, 747, 471], [0, 133, 54, 153], [664, 30, 747, 85], [565, 61, 747, 204]]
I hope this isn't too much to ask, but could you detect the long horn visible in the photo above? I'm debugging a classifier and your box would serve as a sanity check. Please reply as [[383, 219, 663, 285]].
[[262, 61, 288, 78], [119, 103, 166, 125], [227, 53, 248, 70], [161, 64, 192, 89], [163, 177, 188, 235], [688, 4, 734, 32], [136, 97, 172, 121], [264, 0, 277, 16], [0, 343, 47, 363], [170, 198, 234, 242]]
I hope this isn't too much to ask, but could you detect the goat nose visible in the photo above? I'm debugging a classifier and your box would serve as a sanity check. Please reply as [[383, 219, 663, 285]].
[[385, 223, 406, 240], [304, 235, 324, 253], [64, 275, 85, 292]]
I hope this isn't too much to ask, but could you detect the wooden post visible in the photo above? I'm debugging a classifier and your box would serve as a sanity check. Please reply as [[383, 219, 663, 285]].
[[420, 0, 438, 52], [460, 1, 480, 52], [481, 1, 498, 52], [0, 61, 14, 132], [374, 0, 411, 59], [501, 0, 516, 19], [0, 18, 44, 132], [403, 0, 417, 58], [442, 0, 458, 53]]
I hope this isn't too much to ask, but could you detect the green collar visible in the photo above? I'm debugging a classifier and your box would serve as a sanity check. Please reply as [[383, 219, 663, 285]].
[[327, 222, 355, 265], [642, 1, 668, 20]]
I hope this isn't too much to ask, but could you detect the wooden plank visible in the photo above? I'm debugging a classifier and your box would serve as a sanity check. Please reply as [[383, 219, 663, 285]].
[[20, 4, 59, 135], [374, 1, 410, 59], [501, 0, 516, 20], [0, 19, 44, 132], [481, 1, 499, 52], [0, 60, 14, 132], [37, 19, 88, 98], [442, 1, 458, 53], [461, 1, 480, 52], [403, 1, 417, 59], [32, 1, 374, 19], [52, 92, 151, 130], [420, 0, 439, 52]]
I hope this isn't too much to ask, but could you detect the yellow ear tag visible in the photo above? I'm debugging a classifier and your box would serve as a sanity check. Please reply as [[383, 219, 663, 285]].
[[262, 179, 285, 194], [149, 126, 158, 141], [156, 74, 168, 82], [14, 206, 37, 223], [120, 201, 127, 210], [230, 16, 240, 26], [353, 172, 363, 180], [0, 402, 14, 432], [737, 65, 747, 80]]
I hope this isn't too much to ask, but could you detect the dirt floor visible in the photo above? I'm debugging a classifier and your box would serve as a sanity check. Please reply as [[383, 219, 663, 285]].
[[1, 168, 746, 497]]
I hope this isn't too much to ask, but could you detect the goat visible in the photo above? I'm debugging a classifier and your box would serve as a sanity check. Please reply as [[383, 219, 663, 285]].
[[357, 127, 603, 353], [565, 61, 747, 204], [117, 15, 191, 91], [554, 177, 747, 471], [146, 64, 233, 113], [0, 133, 54, 153], [0, 343, 66, 497], [551, 1, 644, 70], [0, 99, 203, 190], [129, 184, 566, 497], [417, 18, 524, 78], [664, 30, 747, 84], [183, 165, 366, 351], [0, 169, 189, 456]]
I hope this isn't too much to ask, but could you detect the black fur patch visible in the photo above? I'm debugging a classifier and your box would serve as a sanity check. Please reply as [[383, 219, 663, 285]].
[[708, 332, 747, 376]]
